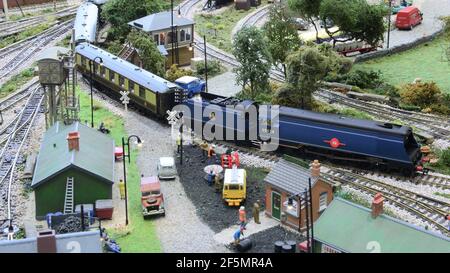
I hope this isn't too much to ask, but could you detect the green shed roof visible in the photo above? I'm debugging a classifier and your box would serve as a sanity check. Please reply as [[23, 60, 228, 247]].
[[31, 122, 115, 188], [314, 198, 450, 253]]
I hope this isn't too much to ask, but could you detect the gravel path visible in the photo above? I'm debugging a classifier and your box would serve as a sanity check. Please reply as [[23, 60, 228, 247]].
[[78, 80, 228, 252]]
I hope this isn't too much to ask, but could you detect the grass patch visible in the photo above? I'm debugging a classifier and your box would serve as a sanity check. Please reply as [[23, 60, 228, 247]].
[[194, 1, 268, 53], [0, 20, 54, 49], [0, 68, 35, 98], [313, 100, 374, 120], [283, 154, 311, 169], [336, 190, 397, 218], [56, 34, 72, 48], [434, 192, 450, 199], [77, 87, 161, 252], [424, 148, 450, 175], [353, 35, 450, 94]]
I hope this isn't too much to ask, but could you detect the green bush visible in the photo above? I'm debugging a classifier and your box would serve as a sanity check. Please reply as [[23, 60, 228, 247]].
[[399, 81, 450, 114], [165, 64, 193, 82], [439, 148, 450, 167], [195, 59, 223, 77]]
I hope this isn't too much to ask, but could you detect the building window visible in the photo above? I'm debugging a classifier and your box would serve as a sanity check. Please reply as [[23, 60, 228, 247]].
[[283, 198, 299, 217], [110, 71, 115, 82], [319, 192, 328, 212], [159, 33, 166, 45], [167, 30, 178, 44], [139, 86, 145, 98], [180, 29, 186, 42], [153, 34, 159, 45], [185, 28, 192, 41]]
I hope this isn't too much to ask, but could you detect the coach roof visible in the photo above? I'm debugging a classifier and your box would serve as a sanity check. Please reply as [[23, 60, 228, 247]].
[[75, 43, 178, 93]]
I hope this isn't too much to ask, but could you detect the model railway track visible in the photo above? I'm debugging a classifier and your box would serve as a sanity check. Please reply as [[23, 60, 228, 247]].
[[0, 19, 74, 79], [316, 89, 450, 140], [0, 79, 39, 112], [321, 168, 450, 236], [0, 6, 77, 38], [414, 173, 450, 190], [0, 86, 43, 223]]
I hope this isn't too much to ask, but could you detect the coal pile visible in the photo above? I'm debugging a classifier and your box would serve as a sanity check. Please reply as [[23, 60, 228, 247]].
[[177, 145, 267, 232], [240, 226, 304, 253]]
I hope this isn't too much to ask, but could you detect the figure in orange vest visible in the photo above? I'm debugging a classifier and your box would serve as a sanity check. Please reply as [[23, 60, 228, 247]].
[[208, 144, 216, 158], [239, 206, 247, 230], [446, 214, 450, 231]]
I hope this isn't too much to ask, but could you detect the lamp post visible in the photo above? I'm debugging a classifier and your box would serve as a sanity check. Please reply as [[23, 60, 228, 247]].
[[287, 178, 314, 253], [88, 57, 103, 128], [189, 37, 209, 93], [387, 0, 392, 49], [122, 135, 143, 226], [171, 0, 175, 65]]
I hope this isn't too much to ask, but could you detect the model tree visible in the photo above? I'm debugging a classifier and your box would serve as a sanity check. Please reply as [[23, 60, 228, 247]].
[[274, 46, 327, 109], [232, 27, 272, 100], [319, 0, 387, 47], [287, 0, 322, 42], [102, 0, 166, 40], [263, 4, 302, 78], [127, 29, 166, 78]]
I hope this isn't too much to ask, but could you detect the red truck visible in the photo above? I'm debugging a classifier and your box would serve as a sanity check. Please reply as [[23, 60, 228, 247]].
[[141, 176, 165, 218], [395, 6, 423, 30]]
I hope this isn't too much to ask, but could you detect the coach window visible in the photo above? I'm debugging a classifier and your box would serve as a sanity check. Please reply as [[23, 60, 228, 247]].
[[110, 71, 115, 82], [100, 66, 106, 77], [119, 76, 125, 87], [129, 81, 135, 92], [139, 86, 145, 98]]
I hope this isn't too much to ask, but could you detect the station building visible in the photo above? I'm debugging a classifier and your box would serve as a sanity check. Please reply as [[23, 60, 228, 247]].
[[264, 159, 334, 231], [313, 197, 450, 253], [128, 11, 195, 68], [31, 121, 115, 219]]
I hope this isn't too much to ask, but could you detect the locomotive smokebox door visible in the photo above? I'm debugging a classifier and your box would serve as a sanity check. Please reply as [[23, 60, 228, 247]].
[[36, 47, 70, 85]]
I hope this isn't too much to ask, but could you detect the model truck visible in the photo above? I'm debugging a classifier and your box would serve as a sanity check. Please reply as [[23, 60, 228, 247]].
[[141, 176, 165, 218], [223, 166, 247, 206], [174, 76, 206, 97]]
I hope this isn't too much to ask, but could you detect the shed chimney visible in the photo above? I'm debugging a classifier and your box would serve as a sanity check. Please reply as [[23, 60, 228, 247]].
[[311, 160, 321, 177], [67, 132, 80, 151], [37, 230, 57, 253], [371, 193, 384, 218]]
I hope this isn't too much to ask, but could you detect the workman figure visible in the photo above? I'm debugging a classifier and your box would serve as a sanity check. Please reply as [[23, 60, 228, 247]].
[[176, 134, 182, 154], [233, 227, 244, 245], [207, 170, 214, 186], [199, 141, 209, 158], [214, 174, 221, 192], [253, 200, 261, 224], [118, 179, 125, 200], [239, 206, 247, 229], [208, 144, 216, 158]]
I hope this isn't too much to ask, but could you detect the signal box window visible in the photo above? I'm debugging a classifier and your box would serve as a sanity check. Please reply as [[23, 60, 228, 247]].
[[119, 76, 125, 87], [100, 66, 106, 77], [110, 71, 115, 82], [129, 81, 135, 93]]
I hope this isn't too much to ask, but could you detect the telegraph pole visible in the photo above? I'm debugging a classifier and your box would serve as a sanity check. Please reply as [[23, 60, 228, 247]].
[[2, 0, 9, 21], [387, 0, 392, 49]]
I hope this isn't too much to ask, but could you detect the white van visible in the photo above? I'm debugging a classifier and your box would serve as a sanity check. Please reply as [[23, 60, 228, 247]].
[[157, 157, 177, 179]]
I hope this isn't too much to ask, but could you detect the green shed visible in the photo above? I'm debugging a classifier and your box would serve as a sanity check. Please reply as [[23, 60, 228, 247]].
[[32, 121, 115, 220]]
